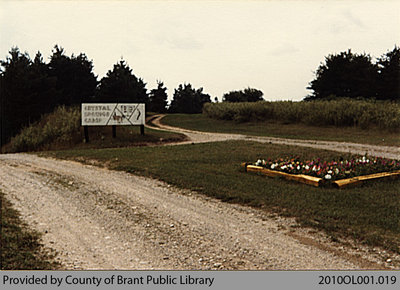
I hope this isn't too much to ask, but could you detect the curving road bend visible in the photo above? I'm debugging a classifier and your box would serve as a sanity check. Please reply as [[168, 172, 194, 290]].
[[147, 114, 400, 160]]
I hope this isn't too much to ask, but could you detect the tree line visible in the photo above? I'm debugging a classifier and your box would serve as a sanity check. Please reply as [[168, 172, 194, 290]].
[[0, 46, 212, 145], [1, 45, 399, 146], [306, 46, 399, 101]]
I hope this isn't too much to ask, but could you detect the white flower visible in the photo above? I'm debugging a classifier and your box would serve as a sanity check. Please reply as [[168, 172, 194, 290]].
[[305, 165, 310, 170], [256, 159, 262, 166], [281, 165, 287, 170], [312, 165, 317, 171], [297, 165, 300, 170], [328, 170, 333, 174], [324, 174, 332, 180], [271, 164, 276, 169], [335, 168, 339, 174]]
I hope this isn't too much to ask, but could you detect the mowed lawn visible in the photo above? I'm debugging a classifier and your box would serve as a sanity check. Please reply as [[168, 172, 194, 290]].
[[45, 140, 400, 254], [161, 114, 400, 146]]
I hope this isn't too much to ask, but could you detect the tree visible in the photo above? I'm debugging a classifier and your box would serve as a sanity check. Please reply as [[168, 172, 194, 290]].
[[307, 50, 378, 100], [222, 90, 244, 102], [0, 48, 63, 146], [29, 51, 58, 116], [148, 81, 168, 113], [1, 47, 34, 143], [222, 87, 264, 102], [169, 83, 211, 113], [96, 59, 149, 104], [48, 45, 98, 105], [376, 46, 400, 101], [243, 87, 264, 102], [1, 45, 99, 146]]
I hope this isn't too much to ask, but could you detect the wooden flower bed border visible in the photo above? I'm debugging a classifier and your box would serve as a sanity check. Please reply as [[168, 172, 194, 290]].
[[241, 163, 400, 188]]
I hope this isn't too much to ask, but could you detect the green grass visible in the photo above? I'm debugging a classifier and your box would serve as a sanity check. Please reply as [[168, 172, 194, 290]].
[[162, 114, 400, 146], [44, 141, 400, 254], [0, 190, 60, 269]]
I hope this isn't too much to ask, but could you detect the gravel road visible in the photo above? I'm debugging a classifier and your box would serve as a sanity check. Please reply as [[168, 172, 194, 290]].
[[148, 115, 400, 160], [0, 117, 398, 270]]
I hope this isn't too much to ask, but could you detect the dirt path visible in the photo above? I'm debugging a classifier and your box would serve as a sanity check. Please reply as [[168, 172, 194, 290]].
[[0, 153, 395, 270], [148, 115, 400, 160]]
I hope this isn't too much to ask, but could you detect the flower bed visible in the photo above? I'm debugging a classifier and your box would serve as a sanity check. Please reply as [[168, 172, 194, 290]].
[[243, 155, 400, 188]]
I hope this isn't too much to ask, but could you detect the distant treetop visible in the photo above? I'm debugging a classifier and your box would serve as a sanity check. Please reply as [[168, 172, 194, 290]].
[[306, 46, 399, 101], [222, 87, 264, 102]]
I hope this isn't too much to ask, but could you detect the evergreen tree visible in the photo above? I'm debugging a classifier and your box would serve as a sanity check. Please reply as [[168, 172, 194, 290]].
[[29, 51, 58, 116], [96, 59, 149, 104], [48, 45, 98, 105], [1, 45, 98, 145], [148, 81, 168, 113], [1, 47, 34, 142]]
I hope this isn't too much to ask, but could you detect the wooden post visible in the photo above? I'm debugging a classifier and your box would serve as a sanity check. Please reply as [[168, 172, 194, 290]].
[[112, 125, 117, 138], [84, 126, 89, 143], [140, 124, 145, 135]]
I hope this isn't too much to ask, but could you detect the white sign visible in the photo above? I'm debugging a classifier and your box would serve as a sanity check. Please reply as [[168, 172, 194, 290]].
[[81, 103, 145, 126]]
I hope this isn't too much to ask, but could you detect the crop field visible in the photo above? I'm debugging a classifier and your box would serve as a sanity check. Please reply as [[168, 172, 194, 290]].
[[203, 99, 400, 132]]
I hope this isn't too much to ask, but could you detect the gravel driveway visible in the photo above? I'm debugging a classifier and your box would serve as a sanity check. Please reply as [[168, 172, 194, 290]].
[[148, 115, 400, 160], [0, 117, 398, 270]]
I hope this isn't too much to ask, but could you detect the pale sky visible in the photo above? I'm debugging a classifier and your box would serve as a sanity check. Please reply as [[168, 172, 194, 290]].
[[1, 0, 399, 101]]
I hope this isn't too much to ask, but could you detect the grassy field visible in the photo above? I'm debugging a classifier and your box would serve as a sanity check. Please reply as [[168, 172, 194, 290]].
[[0, 190, 60, 269], [161, 114, 400, 146], [44, 140, 400, 254]]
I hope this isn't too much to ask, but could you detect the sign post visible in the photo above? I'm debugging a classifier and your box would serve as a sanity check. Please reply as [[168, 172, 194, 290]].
[[84, 126, 89, 143], [81, 103, 145, 142], [112, 125, 117, 138]]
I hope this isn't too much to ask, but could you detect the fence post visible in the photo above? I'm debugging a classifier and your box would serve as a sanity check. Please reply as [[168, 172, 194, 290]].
[[140, 124, 145, 135]]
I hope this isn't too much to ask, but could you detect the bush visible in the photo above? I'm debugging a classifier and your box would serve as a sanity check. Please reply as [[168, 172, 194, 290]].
[[203, 99, 400, 132], [6, 106, 81, 152]]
